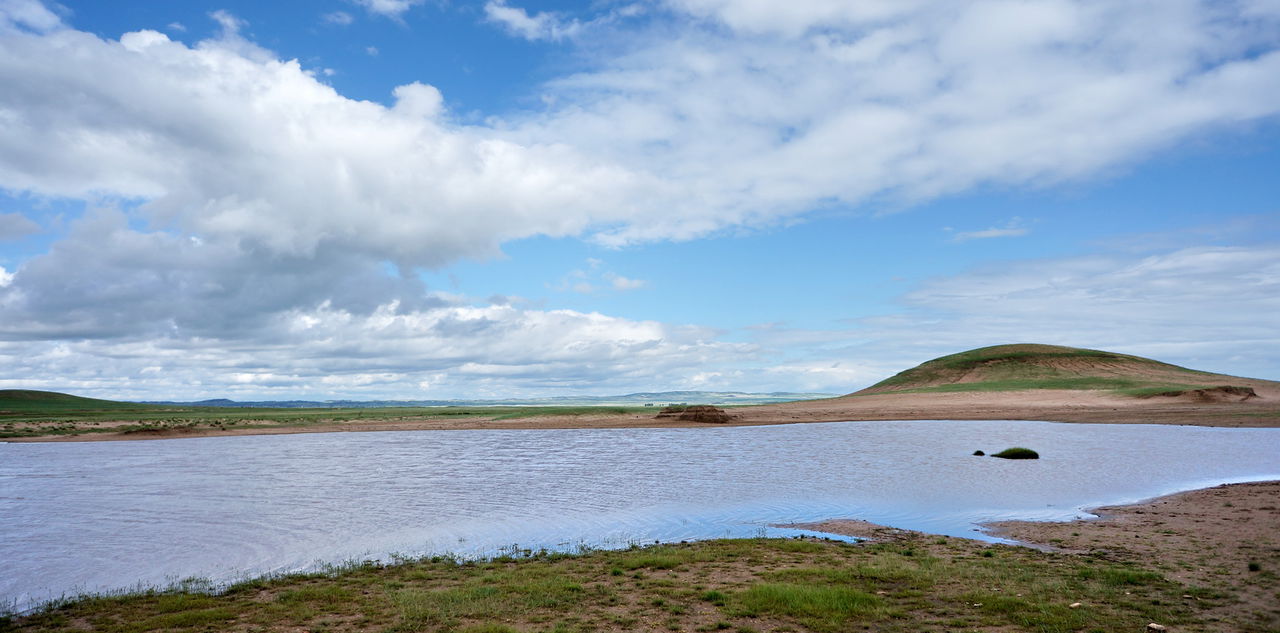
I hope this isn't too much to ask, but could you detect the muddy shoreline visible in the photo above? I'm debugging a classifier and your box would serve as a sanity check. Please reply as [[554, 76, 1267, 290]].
[[797, 480, 1280, 631]]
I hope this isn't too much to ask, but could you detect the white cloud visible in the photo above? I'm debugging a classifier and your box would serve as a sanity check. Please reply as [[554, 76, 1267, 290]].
[[0, 2, 1278, 397], [950, 217, 1030, 242], [858, 243, 1280, 381], [2, 2, 1277, 261], [484, 1, 582, 42], [323, 11, 354, 26], [605, 273, 647, 291], [551, 260, 648, 294], [0, 0, 60, 32], [0, 265, 12, 287], [511, 1, 1280, 245], [0, 212, 39, 239], [207, 9, 243, 35], [0, 14, 646, 268], [0, 298, 757, 400], [351, 0, 423, 19]]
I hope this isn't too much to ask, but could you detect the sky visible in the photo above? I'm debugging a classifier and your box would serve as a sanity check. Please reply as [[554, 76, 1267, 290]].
[[0, 0, 1278, 401]]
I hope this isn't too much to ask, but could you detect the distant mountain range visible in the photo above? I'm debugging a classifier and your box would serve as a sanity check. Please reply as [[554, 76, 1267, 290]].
[[143, 390, 836, 408]]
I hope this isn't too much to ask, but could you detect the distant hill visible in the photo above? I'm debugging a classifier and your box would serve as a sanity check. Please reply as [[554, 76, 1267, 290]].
[[0, 389, 835, 412], [150, 390, 836, 408], [855, 343, 1261, 397], [0, 390, 165, 414]]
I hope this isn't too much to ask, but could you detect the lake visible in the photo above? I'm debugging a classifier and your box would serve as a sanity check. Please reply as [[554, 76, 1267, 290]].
[[2, 420, 1278, 612]]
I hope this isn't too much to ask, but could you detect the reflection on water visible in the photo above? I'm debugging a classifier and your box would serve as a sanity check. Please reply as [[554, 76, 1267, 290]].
[[2, 420, 1277, 610]]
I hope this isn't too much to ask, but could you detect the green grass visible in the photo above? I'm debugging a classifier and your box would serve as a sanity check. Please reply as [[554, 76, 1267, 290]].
[[730, 584, 891, 631], [5, 537, 1219, 633], [487, 406, 648, 420], [860, 343, 1236, 396], [0, 390, 168, 414], [883, 377, 1147, 394], [0, 390, 651, 438]]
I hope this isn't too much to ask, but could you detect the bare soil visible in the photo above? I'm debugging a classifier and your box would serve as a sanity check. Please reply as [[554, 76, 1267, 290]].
[[798, 481, 1280, 632]]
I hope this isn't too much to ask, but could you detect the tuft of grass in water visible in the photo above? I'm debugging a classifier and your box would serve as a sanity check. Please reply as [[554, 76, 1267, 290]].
[[992, 447, 1039, 459]]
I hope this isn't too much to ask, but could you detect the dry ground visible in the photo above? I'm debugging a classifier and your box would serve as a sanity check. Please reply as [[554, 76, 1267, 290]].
[[800, 481, 1280, 632]]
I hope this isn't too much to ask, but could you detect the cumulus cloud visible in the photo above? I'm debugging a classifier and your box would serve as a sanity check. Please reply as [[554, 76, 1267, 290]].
[[3, 2, 1277, 260], [0, 15, 645, 268], [0, 0, 59, 31], [0, 1, 1278, 397], [0, 296, 756, 400]]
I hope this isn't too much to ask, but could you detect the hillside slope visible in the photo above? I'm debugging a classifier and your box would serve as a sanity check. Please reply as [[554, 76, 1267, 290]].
[[734, 344, 1279, 427], [0, 390, 162, 414], [858, 343, 1258, 399]]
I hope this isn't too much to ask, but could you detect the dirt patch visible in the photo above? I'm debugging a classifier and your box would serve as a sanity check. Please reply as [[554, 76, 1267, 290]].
[[985, 481, 1280, 631], [1146, 385, 1259, 402], [654, 405, 732, 423], [796, 481, 1280, 632], [777, 519, 918, 544]]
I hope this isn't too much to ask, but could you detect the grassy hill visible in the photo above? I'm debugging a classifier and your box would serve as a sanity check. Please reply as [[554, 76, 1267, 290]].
[[856, 344, 1260, 397], [0, 389, 165, 414]]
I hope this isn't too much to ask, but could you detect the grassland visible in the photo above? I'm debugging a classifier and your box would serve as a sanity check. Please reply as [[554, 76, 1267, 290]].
[[0, 391, 650, 440], [0, 535, 1235, 633], [7, 343, 1280, 441], [858, 343, 1244, 396]]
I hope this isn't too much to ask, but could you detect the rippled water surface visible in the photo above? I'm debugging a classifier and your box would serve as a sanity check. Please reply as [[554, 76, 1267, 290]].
[[3, 420, 1278, 610]]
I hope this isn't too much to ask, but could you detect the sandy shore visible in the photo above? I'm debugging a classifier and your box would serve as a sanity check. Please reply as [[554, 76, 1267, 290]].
[[797, 481, 1280, 631]]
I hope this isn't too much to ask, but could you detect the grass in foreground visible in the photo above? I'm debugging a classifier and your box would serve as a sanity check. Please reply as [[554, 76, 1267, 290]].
[[3, 536, 1237, 633]]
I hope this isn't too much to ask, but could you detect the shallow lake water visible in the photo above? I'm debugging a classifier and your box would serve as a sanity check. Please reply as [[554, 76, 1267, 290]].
[[2, 419, 1278, 611]]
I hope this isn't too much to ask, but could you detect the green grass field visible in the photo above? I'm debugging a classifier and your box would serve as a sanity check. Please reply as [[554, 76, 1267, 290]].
[[2, 536, 1226, 633], [860, 344, 1247, 396], [0, 390, 651, 439]]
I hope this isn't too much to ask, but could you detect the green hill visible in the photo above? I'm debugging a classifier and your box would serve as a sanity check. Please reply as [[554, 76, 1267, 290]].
[[857, 344, 1259, 397], [0, 389, 161, 414]]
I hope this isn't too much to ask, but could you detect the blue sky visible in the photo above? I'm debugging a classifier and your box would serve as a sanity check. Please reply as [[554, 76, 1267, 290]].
[[0, 0, 1277, 400]]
